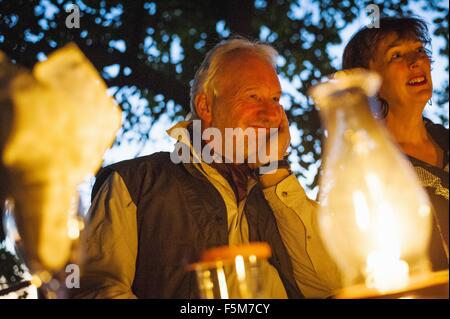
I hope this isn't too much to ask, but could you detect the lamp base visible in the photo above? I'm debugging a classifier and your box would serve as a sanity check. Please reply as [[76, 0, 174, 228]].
[[334, 270, 449, 299]]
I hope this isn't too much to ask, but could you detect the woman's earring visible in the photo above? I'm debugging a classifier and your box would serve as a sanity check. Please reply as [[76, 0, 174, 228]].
[[379, 98, 389, 118], [376, 97, 389, 119], [368, 96, 389, 119], [427, 99, 433, 106]]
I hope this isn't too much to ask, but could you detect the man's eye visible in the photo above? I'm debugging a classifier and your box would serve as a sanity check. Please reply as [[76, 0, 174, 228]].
[[249, 94, 258, 99], [273, 97, 280, 102]]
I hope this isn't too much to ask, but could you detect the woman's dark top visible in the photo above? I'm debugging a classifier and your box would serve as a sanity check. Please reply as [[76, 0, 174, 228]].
[[409, 119, 449, 271]]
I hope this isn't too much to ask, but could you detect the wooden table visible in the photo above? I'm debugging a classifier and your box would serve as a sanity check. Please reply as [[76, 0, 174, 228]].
[[334, 270, 449, 299]]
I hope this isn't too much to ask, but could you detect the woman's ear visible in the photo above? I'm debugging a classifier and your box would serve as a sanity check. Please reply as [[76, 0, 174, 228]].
[[194, 92, 213, 125]]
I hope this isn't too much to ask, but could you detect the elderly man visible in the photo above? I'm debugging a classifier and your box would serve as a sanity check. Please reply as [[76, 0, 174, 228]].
[[74, 37, 341, 299]]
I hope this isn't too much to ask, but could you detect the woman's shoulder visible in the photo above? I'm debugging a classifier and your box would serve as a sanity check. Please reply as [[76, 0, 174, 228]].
[[424, 118, 449, 152]]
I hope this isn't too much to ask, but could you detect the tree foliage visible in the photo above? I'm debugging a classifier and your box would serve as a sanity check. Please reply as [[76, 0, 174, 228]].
[[0, 0, 448, 191]]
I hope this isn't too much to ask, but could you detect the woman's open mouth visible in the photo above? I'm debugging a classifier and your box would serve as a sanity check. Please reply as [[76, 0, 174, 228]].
[[407, 76, 427, 86]]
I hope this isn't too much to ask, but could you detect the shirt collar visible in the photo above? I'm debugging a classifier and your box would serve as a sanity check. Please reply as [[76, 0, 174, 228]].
[[166, 120, 257, 198]]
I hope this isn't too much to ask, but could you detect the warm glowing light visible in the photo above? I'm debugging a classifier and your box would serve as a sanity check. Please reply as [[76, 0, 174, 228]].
[[192, 243, 272, 298], [203, 270, 213, 289], [36, 270, 52, 284], [30, 275, 42, 288], [352, 191, 370, 231], [310, 69, 432, 296], [235, 255, 250, 298], [235, 255, 246, 282], [365, 172, 382, 199], [216, 263, 229, 299], [418, 205, 431, 217], [67, 217, 80, 239], [78, 218, 85, 231], [365, 251, 410, 292], [197, 269, 214, 299]]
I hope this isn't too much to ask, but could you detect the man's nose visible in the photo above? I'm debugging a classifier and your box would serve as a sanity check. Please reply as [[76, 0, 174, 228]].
[[257, 100, 281, 122]]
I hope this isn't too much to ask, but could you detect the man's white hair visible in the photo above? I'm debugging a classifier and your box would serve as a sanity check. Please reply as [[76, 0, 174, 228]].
[[188, 37, 279, 120]]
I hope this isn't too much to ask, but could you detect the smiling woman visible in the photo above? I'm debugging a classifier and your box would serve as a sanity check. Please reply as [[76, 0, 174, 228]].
[[342, 16, 449, 272]]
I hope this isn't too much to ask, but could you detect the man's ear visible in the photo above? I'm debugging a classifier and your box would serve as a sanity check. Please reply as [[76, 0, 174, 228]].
[[194, 92, 213, 125]]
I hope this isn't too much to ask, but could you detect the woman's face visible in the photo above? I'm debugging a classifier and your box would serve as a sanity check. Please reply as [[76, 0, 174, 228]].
[[369, 33, 433, 110]]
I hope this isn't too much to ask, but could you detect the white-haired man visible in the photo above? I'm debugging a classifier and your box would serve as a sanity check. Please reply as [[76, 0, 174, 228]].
[[73, 37, 341, 299]]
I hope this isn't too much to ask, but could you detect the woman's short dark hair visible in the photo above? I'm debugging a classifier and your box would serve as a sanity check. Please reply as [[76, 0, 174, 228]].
[[342, 16, 431, 69]]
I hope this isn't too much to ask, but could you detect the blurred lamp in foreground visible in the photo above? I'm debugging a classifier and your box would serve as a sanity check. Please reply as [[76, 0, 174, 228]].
[[0, 43, 122, 297], [309, 69, 433, 296], [189, 242, 272, 299]]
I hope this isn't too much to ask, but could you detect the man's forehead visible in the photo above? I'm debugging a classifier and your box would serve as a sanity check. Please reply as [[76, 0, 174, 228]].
[[216, 51, 279, 88], [222, 49, 272, 68]]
